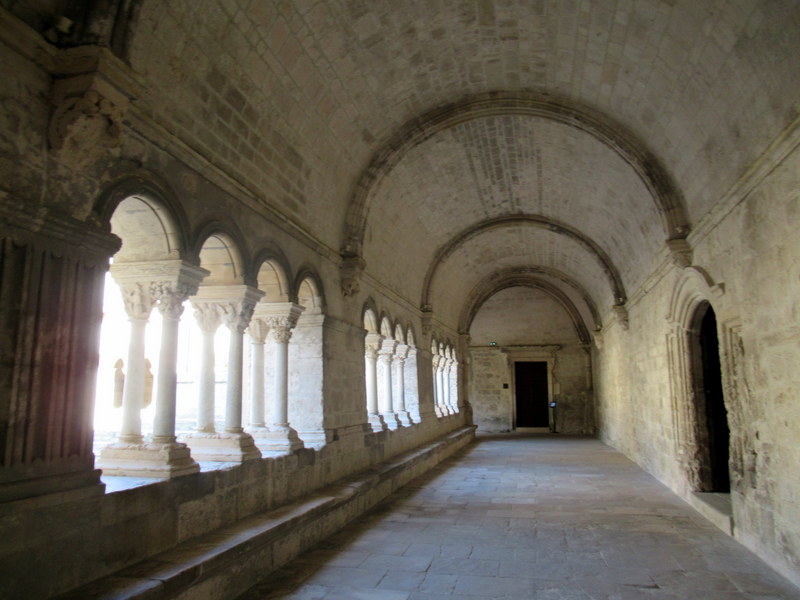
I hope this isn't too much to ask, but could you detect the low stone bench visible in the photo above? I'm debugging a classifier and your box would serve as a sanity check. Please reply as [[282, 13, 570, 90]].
[[56, 426, 475, 600]]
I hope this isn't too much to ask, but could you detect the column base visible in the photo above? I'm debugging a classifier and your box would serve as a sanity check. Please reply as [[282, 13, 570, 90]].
[[295, 429, 330, 450], [182, 431, 262, 462], [368, 412, 387, 432], [97, 441, 200, 478], [396, 410, 413, 427], [381, 411, 401, 430], [251, 425, 304, 454]]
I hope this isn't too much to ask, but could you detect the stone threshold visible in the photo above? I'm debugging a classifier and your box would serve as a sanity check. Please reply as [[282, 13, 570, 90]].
[[687, 491, 734, 535], [55, 426, 476, 600]]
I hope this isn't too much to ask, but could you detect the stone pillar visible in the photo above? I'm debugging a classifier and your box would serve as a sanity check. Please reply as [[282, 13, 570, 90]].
[[250, 303, 305, 454], [98, 260, 208, 477], [247, 319, 269, 430], [432, 354, 444, 417], [116, 283, 155, 444], [393, 344, 412, 426], [449, 359, 460, 413], [192, 303, 222, 432], [0, 198, 119, 501], [184, 285, 263, 462], [443, 357, 456, 415], [365, 332, 386, 431], [378, 338, 400, 430]]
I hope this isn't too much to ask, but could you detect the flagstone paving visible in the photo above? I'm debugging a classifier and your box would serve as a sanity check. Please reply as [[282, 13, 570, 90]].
[[236, 434, 799, 600]]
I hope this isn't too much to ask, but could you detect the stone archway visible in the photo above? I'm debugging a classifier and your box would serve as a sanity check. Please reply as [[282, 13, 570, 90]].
[[689, 303, 731, 493]]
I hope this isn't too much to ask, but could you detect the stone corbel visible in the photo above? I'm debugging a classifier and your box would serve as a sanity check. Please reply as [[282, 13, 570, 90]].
[[340, 254, 366, 297], [667, 238, 693, 269], [612, 304, 629, 331], [48, 46, 141, 168]]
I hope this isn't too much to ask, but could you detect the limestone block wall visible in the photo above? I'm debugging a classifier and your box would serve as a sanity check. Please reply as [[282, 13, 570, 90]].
[[469, 345, 593, 435], [594, 135, 800, 586], [468, 286, 595, 435], [469, 348, 513, 432]]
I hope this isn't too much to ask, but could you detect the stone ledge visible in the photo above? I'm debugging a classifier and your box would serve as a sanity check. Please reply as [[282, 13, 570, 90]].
[[687, 491, 734, 536], [54, 426, 476, 600]]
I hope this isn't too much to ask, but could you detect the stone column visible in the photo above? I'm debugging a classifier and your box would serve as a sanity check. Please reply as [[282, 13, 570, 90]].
[[249, 303, 305, 453], [99, 260, 209, 477], [247, 318, 269, 430], [443, 357, 455, 415], [432, 354, 444, 417], [365, 333, 386, 431], [117, 283, 155, 444], [192, 303, 222, 432], [449, 359, 460, 414], [184, 285, 263, 462], [393, 344, 412, 426], [378, 338, 400, 430]]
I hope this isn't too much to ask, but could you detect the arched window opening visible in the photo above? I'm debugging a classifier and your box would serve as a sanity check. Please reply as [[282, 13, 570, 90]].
[[691, 304, 731, 493], [363, 306, 385, 431], [95, 195, 207, 479], [288, 275, 326, 448], [391, 324, 412, 426], [184, 233, 263, 462], [404, 328, 421, 423], [377, 316, 400, 430], [243, 257, 304, 455]]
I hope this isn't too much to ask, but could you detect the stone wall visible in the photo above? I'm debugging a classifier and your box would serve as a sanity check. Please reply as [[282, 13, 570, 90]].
[[595, 135, 800, 586], [468, 287, 594, 435]]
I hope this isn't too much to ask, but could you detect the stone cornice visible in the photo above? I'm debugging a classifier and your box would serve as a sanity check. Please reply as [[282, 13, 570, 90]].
[[0, 192, 120, 263]]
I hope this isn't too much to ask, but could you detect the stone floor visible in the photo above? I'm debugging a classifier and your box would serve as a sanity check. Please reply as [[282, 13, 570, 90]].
[[236, 435, 799, 600]]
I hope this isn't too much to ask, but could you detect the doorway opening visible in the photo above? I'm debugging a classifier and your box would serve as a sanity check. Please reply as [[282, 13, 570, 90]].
[[514, 361, 549, 431], [692, 304, 730, 493]]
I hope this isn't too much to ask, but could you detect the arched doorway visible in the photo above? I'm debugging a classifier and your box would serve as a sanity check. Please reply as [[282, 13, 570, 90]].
[[691, 304, 730, 493]]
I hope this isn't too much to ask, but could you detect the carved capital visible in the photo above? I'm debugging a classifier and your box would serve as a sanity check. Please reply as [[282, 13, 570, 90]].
[[192, 302, 222, 333], [153, 282, 193, 320], [248, 318, 269, 343], [118, 282, 156, 320], [265, 317, 295, 343], [220, 301, 256, 335]]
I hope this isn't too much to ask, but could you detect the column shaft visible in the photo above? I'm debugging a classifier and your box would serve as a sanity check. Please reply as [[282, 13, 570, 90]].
[[152, 313, 180, 442], [198, 329, 216, 431], [120, 317, 147, 442], [250, 340, 265, 427], [272, 338, 289, 425], [225, 328, 245, 433], [366, 350, 379, 415]]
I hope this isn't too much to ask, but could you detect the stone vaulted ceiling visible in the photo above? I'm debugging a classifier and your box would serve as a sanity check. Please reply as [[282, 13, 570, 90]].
[[128, 0, 800, 330]]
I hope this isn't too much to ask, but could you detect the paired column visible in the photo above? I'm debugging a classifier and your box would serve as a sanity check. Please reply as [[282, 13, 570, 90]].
[[192, 303, 223, 433], [247, 319, 269, 430], [378, 338, 401, 430], [393, 344, 412, 426], [431, 354, 444, 417], [250, 303, 305, 453], [99, 260, 208, 477], [184, 285, 263, 462], [365, 332, 386, 431]]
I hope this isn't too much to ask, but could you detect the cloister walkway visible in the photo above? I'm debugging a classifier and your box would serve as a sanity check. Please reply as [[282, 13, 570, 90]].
[[237, 434, 798, 600]]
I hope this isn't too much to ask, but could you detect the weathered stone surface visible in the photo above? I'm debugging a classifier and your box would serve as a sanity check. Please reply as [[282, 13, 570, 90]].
[[0, 1, 798, 597]]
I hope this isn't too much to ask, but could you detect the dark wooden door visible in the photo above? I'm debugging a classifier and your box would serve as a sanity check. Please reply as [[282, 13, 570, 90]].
[[515, 361, 549, 427]]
